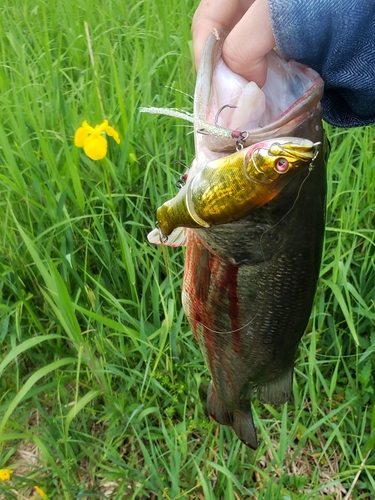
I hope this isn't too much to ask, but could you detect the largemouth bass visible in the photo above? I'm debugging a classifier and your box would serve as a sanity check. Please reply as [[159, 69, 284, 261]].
[[145, 31, 327, 449]]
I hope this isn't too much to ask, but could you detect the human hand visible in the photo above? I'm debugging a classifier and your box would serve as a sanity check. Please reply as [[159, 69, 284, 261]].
[[192, 0, 275, 87]]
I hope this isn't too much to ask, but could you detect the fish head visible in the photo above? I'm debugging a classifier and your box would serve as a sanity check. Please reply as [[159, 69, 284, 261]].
[[147, 30, 327, 248], [245, 137, 320, 184], [193, 30, 325, 172]]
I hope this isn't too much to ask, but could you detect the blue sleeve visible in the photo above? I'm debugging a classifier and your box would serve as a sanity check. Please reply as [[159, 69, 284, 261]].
[[268, 0, 375, 128]]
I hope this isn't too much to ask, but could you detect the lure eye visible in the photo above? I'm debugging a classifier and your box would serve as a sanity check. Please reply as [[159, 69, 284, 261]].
[[275, 158, 289, 173]]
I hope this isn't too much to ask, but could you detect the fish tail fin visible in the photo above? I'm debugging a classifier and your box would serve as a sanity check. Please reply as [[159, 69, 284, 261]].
[[257, 367, 294, 404], [207, 381, 233, 426], [232, 410, 258, 450], [207, 381, 258, 449]]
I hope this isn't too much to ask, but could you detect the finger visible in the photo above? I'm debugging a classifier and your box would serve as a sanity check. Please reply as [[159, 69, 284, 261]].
[[222, 0, 275, 86], [192, 0, 255, 69]]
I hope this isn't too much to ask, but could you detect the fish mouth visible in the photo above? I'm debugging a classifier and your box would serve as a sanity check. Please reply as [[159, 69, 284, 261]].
[[194, 30, 324, 156]]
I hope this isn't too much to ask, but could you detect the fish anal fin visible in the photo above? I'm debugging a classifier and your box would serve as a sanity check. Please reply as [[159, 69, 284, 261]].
[[257, 367, 294, 405]]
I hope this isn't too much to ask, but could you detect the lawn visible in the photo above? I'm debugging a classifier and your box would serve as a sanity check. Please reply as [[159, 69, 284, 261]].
[[0, 0, 374, 498]]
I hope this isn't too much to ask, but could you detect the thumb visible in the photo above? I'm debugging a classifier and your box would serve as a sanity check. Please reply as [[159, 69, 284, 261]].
[[192, 0, 253, 70], [222, 0, 275, 87]]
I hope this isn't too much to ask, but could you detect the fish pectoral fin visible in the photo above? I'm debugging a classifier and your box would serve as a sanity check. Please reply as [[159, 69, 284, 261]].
[[257, 367, 294, 405], [207, 381, 257, 450]]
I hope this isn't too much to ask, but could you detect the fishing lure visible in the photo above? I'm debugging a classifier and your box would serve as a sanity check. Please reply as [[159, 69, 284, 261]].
[[156, 138, 320, 238]]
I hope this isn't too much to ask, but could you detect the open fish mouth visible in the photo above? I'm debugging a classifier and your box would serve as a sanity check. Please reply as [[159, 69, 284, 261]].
[[194, 30, 324, 156], [141, 30, 324, 164], [144, 29, 325, 247]]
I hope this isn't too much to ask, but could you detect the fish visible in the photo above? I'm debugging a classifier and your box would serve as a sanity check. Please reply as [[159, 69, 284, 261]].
[[144, 30, 328, 449]]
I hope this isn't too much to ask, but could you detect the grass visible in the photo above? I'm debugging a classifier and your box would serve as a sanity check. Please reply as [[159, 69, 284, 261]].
[[0, 0, 374, 498]]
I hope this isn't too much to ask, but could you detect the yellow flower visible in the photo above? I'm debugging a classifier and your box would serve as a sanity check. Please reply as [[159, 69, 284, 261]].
[[74, 119, 120, 160], [0, 468, 13, 481], [34, 486, 47, 498]]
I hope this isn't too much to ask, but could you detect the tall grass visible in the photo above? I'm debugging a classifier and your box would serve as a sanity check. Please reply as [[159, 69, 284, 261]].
[[0, 0, 374, 498]]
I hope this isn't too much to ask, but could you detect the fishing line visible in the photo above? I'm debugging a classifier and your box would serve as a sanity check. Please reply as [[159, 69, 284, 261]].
[[315, 352, 361, 359], [196, 311, 261, 335], [161, 243, 169, 276], [269, 166, 313, 231], [164, 86, 194, 102], [258, 166, 314, 262]]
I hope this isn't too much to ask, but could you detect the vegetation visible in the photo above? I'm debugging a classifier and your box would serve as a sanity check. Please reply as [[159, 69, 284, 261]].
[[0, 0, 374, 498]]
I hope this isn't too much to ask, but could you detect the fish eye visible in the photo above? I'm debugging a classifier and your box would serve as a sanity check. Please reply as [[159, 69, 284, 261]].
[[275, 158, 289, 173]]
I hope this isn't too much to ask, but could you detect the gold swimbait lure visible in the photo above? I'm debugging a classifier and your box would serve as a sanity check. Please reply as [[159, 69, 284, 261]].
[[156, 137, 319, 238]]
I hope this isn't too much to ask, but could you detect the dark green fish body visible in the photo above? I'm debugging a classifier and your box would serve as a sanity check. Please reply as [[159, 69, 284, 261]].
[[146, 31, 328, 448], [182, 134, 327, 448], [180, 33, 328, 449]]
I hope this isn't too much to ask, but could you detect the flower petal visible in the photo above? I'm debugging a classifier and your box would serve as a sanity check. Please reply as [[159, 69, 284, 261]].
[[105, 125, 120, 144], [82, 120, 95, 132], [0, 468, 13, 481], [74, 127, 89, 147], [83, 134, 108, 160], [34, 486, 47, 498], [97, 120, 109, 133]]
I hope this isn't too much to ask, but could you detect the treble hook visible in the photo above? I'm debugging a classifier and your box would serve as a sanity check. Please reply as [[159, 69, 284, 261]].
[[197, 128, 210, 136], [311, 142, 321, 162], [236, 130, 249, 151], [156, 221, 168, 244], [308, 142, 322, 171], [214, 104, 238, 127]]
